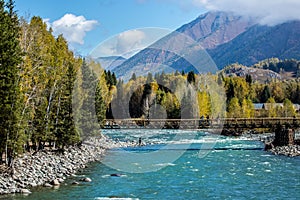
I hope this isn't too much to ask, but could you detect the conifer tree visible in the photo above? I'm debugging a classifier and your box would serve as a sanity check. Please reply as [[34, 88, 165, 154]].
[[111, 72, 117, 86], [95, 76, 107, 126], [0, 0, 23, 165], [77, 59, 99, 139], [261, 85, 271, 103], [146, 72, 153, 83], [111, 79, 128, 119], [130, 72, 137, 81], [226, 79, 235, 103], [187, 71, 195, 85], [54, 37, 80, 147]]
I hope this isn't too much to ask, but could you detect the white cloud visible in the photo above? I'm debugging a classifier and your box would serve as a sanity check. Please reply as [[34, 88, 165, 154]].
[[50, 14, 98, 45], [196, 0, 300, 25], [89, 28, 171, 58], [116, 30, 146, 54], [92, 29, 146, 58]]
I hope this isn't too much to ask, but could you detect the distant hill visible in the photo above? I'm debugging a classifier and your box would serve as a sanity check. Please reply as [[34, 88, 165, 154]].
[[222, 58, 300, 82], [112, 12, 300, 78], [95, 56, 126, 71], [222, 63, 281, 82]]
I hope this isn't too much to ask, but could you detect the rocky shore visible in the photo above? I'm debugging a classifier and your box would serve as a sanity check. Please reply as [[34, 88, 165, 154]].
[[268, 145, 300, 157], [228, 130, 300, 157], [0, 135, 131, 195]]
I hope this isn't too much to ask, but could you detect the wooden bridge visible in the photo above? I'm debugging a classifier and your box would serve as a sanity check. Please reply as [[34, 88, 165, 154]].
[[103, 117, 300, 130]]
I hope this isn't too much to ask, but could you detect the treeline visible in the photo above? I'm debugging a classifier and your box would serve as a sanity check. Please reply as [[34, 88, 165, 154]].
[[108, 71, 224, 121], [222, 74, 298, 118], [0, 1, 111, 165], [107, 70, 300, 122]]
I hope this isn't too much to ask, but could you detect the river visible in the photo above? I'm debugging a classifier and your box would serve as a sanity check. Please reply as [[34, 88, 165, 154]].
[[2, 130, 300, 200]]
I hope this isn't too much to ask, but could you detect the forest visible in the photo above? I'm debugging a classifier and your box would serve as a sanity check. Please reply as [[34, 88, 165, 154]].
[[109, 69, 300, 121], [1, 0, 300, 165], [0, 1, 111, 165]]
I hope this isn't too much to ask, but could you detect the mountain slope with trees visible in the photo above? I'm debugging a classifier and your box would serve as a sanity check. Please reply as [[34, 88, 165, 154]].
[[209, 21, 300, 68]]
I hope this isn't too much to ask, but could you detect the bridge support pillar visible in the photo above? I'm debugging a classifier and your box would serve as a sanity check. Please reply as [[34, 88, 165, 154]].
[[274, 126, 295, 146]]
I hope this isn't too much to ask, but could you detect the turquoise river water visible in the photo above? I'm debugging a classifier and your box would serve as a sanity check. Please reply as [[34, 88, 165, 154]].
[[1, 130, 300, 200]]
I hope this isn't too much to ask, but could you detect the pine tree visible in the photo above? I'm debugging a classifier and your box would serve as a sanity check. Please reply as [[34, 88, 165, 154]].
[[55, 56, 79, 147], [146, 72, 153, 83], [245, 74, 252, 85], [130, 72, 137, 81], [77, 59, 100, 139], [226, 79, 235, 103], [175, 70, 180, 76], [111, 72, 117, 86], [217, 72, 224, 86], [111, 79, 128, 119], [187, 71, 195, 85], [95, 77, 107, 126], [0, 0, 23, 165], [261, 85, 271, 103]]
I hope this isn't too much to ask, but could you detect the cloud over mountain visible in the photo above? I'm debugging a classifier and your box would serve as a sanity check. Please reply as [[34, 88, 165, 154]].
[[197, 0, 300, 25], [89, 28, 171, 58], [116, 30, 146, 55], [49, 14, 98, 45]]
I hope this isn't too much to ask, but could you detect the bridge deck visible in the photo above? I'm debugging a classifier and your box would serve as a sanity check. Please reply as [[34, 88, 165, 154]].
[[103, 118, 300, 129]]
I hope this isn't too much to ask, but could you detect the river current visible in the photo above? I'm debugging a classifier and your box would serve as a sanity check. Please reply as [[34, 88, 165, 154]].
[[3, 130, 300, 200]]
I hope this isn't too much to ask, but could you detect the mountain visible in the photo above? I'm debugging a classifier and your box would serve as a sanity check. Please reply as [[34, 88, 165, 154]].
[[113, 12, 254, 79], [112, 12, 300, 78], [95, 56, 126, 71], [177, 11, 255, 49], [209, 21, 300, 68]]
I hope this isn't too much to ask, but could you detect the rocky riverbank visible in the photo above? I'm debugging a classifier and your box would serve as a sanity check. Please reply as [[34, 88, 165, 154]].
[[0, 135, 131, 195], [227, 130, 300, 157], [268, 145, 300, 157]]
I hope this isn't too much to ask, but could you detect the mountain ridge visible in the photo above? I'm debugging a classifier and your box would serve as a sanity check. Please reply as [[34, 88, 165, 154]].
[[209, 21, 300, 68], [111, 11, 300, 78]]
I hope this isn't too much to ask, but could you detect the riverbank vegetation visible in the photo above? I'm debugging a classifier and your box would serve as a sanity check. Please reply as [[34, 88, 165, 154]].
[[0, 1, 111, 165], [110, 69, 300, 121]]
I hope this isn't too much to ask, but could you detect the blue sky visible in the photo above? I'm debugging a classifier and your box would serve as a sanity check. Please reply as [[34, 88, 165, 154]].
[[14, 0, 300, 57], [15, 0, 207, 56]]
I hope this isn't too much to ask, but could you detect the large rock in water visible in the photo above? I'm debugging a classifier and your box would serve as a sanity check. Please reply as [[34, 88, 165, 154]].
[[80, 177, 92, 182], [51, 179, 60, 186], [72, 181, 80, 185], [20, 189, 31, 194], [44, 183, 52, 187]]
